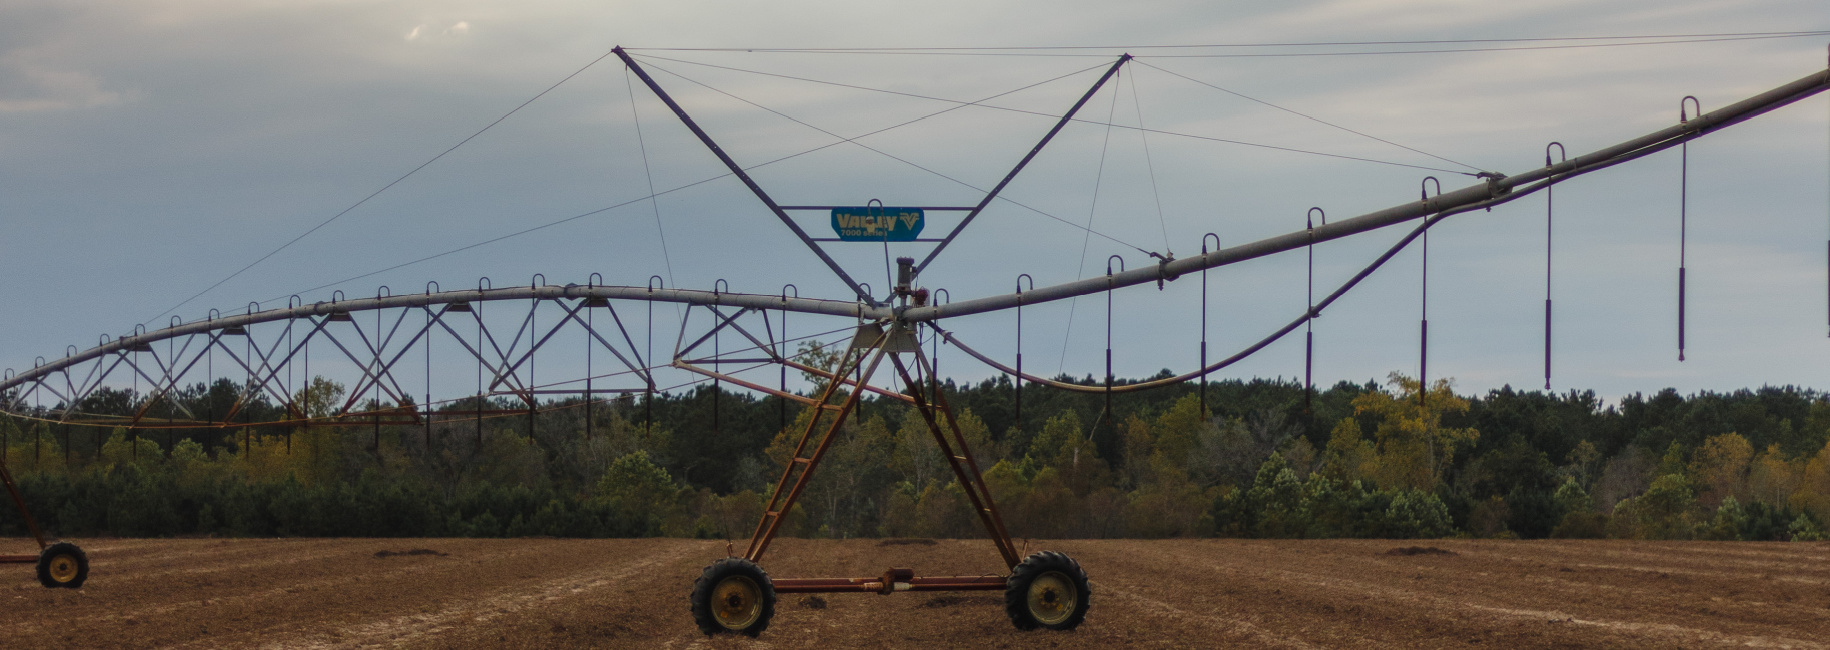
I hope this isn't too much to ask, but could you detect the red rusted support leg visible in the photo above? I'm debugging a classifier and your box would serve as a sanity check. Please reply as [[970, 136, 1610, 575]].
[[744, 327, 889, 563], [890, 351, 1020, 569], [0, 453, 48, 550]]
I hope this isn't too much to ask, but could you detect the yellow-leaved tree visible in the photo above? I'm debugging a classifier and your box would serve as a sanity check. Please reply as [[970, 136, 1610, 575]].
[[1687, 433, 1753, 508], [1345, 373, 1479, 491]]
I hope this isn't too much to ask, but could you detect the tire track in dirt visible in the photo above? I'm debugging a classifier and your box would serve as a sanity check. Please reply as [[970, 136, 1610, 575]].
[[1337, 546, 1830, 615], [1100, 586, 1320, 649], [1061, 540, 1385, 648], [0, 538, 388, 590], [447, 540, 721, 649], [92, 540, 397, 585], [1164, 545, 1825, 648], [1465, 602, 1827, 649], [10, 539, 1829, 647], [1, 540, 559, 646], [1529, 540, 1830, 565], [1436, 547, 1830, 626], [1488, 542, 1830, 578], [251, 541, 701, 649]]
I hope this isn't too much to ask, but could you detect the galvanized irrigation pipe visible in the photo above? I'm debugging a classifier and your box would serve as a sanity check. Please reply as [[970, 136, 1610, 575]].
[[7, 65, 1827, 395]]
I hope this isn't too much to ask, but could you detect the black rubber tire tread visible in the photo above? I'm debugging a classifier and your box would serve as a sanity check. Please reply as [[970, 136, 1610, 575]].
[[1004, 550, 1091, 631], [36, 541, 88, 589], [688, 556, 776, 637]]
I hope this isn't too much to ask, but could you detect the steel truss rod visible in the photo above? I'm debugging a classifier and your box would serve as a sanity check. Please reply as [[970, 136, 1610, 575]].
[[914, 54, 1133, 275], [898, 64, 1830, 322], [120, 334, 210, 423], [615, 47, 876, 305], [677, 306, 755, 360], [487, 298, 581, 393], [552, 303, 655, 390], [671, 311, 914, 404], [673, 358, 915, 406], [6, 299, 665, 425], [5, 286, 866, 393]]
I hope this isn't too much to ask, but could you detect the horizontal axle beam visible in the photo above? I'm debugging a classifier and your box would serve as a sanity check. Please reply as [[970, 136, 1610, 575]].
[[772, 574, 1006, 594]]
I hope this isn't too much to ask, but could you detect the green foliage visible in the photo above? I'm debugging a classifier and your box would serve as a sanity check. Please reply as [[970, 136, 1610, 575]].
[[1787, 514, 1826, 541], [1623, 474, 1697, 540], [593, 451, 678, 536], [1211, 454, 1453, 539], [8, 371, 1830, 541]]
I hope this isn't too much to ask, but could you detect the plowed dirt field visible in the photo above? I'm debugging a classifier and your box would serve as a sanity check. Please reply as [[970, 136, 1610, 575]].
[[2, 537, 1826, 648]]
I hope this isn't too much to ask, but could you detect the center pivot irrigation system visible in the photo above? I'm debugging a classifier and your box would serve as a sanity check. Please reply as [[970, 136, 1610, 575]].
[[2, 45, 1828, 633]]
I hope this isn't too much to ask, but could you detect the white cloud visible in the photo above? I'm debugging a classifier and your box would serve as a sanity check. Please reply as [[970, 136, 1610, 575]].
[[447, 21, 470, 36], [0, 58, 124, 113], [405, 24, 423, 41]]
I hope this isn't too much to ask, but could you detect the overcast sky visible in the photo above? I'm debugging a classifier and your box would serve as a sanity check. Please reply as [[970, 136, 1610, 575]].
[[3, 0, 1829, 403]]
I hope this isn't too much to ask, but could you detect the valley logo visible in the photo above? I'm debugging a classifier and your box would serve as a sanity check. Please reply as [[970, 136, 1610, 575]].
[[830, 207, 924, 242]]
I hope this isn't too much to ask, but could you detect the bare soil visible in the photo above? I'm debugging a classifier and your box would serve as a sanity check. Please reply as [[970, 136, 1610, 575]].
[[3, 537, 1826, 648]]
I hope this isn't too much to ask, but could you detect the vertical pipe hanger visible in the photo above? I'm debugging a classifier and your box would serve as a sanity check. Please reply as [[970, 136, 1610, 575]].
[[477, 277, 489, 446], [934, 288, 950, 405], [130, 335, 139, 460], [1680, 96, 1700, 362], [528, 275, 541, 446], [780, 284, 796, 435], [1202, 233, 1220, 418], [374, 289, 386, 452], [585, 275, 597, 441], [207, 309, 217, 434], [1545, 144, 1565, 391], [1015, 274, 1032, 431], [1105, 256, 1124, 441], [647, 276, 662, 436], [713, 278, 728, 438], [1305, 208, 1324, 414], [302, 320, 309, 460], [176, 316, 187, 457], [1420, 178, 1441, 405], [426, 282, 437, 449], [855, 286, 871, 389]]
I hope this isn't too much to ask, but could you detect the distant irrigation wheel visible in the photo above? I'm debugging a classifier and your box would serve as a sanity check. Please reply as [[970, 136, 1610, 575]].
[[1005, 551, 1090, 631], [689, 557, 775, 637], [36, 542, 88, 589]]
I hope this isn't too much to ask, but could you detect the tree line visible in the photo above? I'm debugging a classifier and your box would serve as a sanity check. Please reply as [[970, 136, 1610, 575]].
[[3, 359, 1828, 541]]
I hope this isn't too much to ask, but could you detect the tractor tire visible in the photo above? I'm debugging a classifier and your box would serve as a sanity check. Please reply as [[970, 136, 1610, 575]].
[[689, 557, 775, 637], [1004, 550, 1089, 631], [36, 542, 88, 589]]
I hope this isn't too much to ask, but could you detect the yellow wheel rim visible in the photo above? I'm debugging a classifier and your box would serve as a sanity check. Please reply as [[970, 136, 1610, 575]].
[[1027, 570, 1077, 626], [711, 575, 762, 630], [47, 554, 79, 584]]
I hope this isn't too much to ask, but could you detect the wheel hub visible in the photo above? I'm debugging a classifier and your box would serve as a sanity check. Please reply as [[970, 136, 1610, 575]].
[[48, 554, 79, 583], [1027, 570, 1076, 626], [712, 575, 763, 630]]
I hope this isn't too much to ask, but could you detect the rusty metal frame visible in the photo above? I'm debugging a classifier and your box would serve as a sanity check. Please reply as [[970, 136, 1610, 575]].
[[0, 451, 47, 564], [744, 326, 889, 561], [740, 322, 1022, 595], [890, 335, 1020, 569], [1, 291, 664, 430]]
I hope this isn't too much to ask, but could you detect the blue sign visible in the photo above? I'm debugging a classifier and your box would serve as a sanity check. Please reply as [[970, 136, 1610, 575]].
[[830, 207, 924, 242]]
